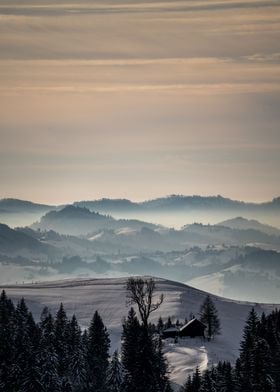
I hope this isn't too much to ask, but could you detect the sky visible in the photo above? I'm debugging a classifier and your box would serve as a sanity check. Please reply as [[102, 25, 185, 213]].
[[0, 0, 280, 204]]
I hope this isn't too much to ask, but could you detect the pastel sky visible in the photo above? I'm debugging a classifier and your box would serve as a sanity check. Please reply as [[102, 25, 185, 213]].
[[0, 0, 280, 204]]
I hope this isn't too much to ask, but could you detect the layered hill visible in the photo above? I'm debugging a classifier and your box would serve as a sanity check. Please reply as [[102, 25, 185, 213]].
[[218, 216, 280, 236], [1, 195, 280, 228], [0, 223, 58, 260], [31, 205, 157, 236]]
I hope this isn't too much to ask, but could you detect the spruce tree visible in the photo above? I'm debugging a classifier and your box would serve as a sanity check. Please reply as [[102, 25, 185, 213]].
[[192, 367, 201, 392], [0, 290, 15, 392], [239, 308, 259, 391], [200, 369, 216, 392], [39, 339, 62, 392], [39, 306, 62, 392], [121, 308, 141, 392], [153, 335, 172, 392], [157, 316, 164, 334], [19, 312, 42, 392], [12, 298, 34, 390], [165, 316, 173, 329], [87, 311, 110, 392], [107, 350, 123, 392], [199, 295, 221, 340], [182, 375, 193, 392], [68, 315, 88, 392], [55, 303, 70, 381], [251, 337, 275, 392]]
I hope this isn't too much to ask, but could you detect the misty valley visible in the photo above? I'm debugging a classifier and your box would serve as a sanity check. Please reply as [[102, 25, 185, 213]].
[[1, 195, 280, 303]]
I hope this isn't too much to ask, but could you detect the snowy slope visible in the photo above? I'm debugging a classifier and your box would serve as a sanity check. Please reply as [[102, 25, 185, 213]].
[[1, 277, 278, 389]]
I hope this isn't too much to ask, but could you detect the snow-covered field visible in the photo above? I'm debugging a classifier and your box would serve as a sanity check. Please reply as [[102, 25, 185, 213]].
[[1, 277, 278, 389]]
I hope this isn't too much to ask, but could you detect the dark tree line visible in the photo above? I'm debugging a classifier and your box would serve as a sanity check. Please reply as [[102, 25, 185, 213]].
[[181, 308, 280, 392], [0, 281, 171, 392], [0, 290, 110, 392]]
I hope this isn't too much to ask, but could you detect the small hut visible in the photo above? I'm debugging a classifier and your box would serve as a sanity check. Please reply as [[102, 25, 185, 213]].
[[162, 327, 179, 339], [179, 318, 206, 338]]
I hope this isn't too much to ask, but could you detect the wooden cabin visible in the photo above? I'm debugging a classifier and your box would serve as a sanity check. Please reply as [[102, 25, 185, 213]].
[[162, 327, 179, 339], [179, 318, 206, 338]]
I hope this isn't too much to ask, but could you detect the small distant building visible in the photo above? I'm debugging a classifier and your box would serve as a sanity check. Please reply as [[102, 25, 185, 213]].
[[162, 327, 179, 339], [162, 318, 206, 339], [179, 318, 206, 338]]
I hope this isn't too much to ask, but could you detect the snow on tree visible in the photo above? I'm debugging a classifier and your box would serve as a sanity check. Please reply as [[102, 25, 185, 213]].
[[106, 350, 123, 392]]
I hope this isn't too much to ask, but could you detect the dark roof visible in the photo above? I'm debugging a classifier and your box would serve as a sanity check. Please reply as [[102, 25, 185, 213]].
[[179, 318, 206, 332], [163, 327, 179, 333]]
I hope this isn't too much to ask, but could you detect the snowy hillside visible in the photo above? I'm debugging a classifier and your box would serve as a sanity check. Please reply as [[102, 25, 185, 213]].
[[2, 277, 278, 389]]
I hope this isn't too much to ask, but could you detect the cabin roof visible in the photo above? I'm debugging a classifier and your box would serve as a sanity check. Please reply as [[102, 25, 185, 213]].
[[179, 318, 206, 332], [163, 327, 179, 333]]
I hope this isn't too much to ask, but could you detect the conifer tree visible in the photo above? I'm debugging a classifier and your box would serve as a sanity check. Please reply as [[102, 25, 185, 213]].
[[182, 375, 193, 392], [199, 295, 221, 340], [165, 316, 173, 329], [239, 308, 259, 391], [107, 350, 123, 392], [153, 335, 172, 392], [68, 315, 88, 392], [192, 367, 201, 392], [39, 339, 62, 392], [19, 312, 42, 392], [87, 311, 110, 392], [200, 369, 216, 392], [0, 290, 16, 392], [251, 337, 275, 392], [157, 316, 164, 334], [39, 306, 62, 392], [12, 298, 34, 390], [121, 307, 141, 392], [55, 303, 70, 381]]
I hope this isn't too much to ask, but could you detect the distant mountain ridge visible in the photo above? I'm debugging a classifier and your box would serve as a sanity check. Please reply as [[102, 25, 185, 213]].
[[31, 205, 158, 235], [2, 195, 280, 213], [1, 195, 280, 228], [218, 217, 280, 236], [74, 195, 280, 211], [0, 198, 54, 214]]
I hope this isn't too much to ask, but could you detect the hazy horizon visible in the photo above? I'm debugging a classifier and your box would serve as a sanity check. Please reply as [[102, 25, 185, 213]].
[[1, 0, 280, 204], [1, 192, 280, 206]]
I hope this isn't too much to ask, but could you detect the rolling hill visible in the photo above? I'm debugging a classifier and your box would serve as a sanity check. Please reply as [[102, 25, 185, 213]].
[[31, 205, 157, 236], [218, 216, 280, 236], [2, 277, 278, 389], [1, 195, 280, 229], [0, 223, 58, 260]]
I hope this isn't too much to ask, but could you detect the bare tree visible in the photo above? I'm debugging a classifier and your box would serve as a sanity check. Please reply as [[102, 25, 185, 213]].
[[126, 277, 164, 329]]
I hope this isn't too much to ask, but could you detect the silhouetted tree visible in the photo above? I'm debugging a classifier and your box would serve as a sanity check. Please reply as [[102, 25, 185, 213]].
[[87, 311, 110, 392], [199, 295, 220, 339]]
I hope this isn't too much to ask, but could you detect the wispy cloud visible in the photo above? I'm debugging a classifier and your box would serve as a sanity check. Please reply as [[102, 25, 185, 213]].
[[0, 0, 279, 202]]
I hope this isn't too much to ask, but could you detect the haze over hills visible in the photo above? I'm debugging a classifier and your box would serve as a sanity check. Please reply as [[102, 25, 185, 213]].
[[74, 195, 280, 228], [0, 220, 280, 301], [0, 198, 53, 214], [217, 216, 280, 236], [1, 195, 280, 228], [0, 198, 55, 227], [0, 195, 280, 302], [31, 205, 158, 236], [0, 223, 58, 260]]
